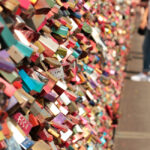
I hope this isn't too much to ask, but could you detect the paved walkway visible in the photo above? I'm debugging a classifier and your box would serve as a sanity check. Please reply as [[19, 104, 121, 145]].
[[114, 30, 150, 150]]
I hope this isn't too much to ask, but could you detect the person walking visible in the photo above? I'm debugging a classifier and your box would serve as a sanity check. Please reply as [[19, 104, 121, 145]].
[[131, 0, 150, 81]]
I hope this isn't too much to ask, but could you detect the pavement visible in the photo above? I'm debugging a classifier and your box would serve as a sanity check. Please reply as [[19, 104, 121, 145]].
[[114, 29, 150, 150]]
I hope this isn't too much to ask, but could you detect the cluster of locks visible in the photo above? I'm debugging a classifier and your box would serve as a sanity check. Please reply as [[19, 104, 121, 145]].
[[0, 0, 135, 149]]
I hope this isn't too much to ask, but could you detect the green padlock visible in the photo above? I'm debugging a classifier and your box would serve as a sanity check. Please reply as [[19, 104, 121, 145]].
[[56, 46, 67, 57], [72, 50, 79, 58], [82, 22, 92, 34], [46, 0, 56, 8], [0, 70, 19, 83], [52, 25, 68, 37]]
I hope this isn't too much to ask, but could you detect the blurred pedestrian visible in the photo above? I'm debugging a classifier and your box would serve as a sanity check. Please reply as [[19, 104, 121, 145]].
[[131, 0, 150, 81]]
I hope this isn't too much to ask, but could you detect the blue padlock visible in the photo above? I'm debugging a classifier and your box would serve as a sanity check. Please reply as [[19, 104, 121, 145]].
[[19, 69, 45, 93]]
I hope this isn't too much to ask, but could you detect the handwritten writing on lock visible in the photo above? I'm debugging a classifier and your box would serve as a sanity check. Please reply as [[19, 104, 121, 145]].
[[13, 113, 33, 135], [49, 66, 64, 80]]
